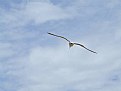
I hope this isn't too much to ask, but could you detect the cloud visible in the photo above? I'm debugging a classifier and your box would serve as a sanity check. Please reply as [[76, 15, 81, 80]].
[[23, 2, 74, 24], [0, 1, 77, 91], [0, 0, 121, 91], [17, 30, 121, 91], [0, 43, 16, 58], [0, 1, 76, 28]]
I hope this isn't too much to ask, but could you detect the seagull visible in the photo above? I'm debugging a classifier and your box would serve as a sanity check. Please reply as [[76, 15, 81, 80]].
[[48, 32, 97, 54]]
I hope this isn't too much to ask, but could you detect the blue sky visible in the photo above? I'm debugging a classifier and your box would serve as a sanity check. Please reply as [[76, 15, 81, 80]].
[[0, 0, 121, 91]]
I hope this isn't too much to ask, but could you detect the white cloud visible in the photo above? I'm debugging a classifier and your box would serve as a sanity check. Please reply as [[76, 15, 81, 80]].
[[0, 1, 76, 28], [23, 2, 74, 24], [17, 34, 121, 91], [0, 0, 121, 91]]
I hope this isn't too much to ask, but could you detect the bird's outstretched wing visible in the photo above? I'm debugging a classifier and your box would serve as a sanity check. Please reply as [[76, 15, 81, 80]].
[[48, 32, 71, 42], [74, 43, 97, 54]]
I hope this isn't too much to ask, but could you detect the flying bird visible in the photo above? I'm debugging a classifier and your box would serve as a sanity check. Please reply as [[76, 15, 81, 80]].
[[48, 32, 97, 54]]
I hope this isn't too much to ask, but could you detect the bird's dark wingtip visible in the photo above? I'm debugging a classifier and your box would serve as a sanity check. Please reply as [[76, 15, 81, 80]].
[[47, 32, 52, 35], [94, 52, 97, 54]]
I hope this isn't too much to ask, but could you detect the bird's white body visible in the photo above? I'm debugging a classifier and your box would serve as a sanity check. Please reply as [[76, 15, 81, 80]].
[[69, 43, 74, 48]]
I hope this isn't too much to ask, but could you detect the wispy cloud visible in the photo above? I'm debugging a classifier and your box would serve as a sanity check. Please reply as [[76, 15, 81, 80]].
[[19, 31, 121, 91], [0, 0, 77, 91], [0, 0, 121, 91], [0, 0, 75, 28]]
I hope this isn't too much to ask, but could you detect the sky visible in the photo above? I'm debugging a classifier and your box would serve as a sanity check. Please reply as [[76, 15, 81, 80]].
[[0, 0, 121, 91]]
